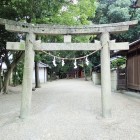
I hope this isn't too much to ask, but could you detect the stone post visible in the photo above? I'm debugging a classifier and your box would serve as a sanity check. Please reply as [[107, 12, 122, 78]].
[[20, 33, 35, 119], [100, 32, 111, 118], [92, 72, 101, 85], [64, 35, 71, 43], [111, 70, 117, 92]]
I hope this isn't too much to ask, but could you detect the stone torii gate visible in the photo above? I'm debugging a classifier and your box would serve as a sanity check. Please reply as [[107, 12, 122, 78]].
[[0, 18, 137, 119]]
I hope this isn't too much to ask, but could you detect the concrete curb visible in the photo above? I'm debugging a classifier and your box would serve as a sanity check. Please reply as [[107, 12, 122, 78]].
[[115, 90, 140, 99]]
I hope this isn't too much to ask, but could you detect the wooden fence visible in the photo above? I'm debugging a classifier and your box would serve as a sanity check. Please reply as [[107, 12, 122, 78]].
[[117, 68, 126, 90], [127, 49, 140, 91]]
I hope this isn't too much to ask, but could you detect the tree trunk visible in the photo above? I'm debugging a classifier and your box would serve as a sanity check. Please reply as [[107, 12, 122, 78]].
[[35, 61, 41, 88], [82, 60, 87, 81], [84, 66, 88, 81], [0, 66, 2, 92], [3, 68, 13, 94], [90, 67, 92, 81], [2, 52, 24, 94], [13, 67, 17, 86]]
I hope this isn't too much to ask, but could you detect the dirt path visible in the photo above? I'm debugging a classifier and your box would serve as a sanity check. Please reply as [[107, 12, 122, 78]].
[[0, 79, 140, 140]]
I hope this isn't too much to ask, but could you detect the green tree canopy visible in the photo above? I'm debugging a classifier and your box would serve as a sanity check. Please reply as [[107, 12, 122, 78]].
[[0, 0, 96, 92], [93, 0, 140, 42]]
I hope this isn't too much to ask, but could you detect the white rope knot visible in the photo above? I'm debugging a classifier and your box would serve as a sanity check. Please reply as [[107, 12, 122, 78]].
[[53, 57, 57, 67], [85, 56, 89, 66], [74, 59, 77, 69], [62, 59, 65, 67]]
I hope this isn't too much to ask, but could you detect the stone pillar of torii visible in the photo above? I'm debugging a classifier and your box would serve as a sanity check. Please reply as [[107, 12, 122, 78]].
[[0, 18, 137, 119]]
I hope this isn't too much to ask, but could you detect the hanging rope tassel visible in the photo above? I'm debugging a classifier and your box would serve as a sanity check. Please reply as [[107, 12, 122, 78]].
[[85, 56, 89, 66], [74, 59, 77, 69], [53, 57, 57, 67], [62, 59, 65, 66]]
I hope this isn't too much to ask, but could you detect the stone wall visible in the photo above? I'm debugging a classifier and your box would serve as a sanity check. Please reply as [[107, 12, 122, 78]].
[[92, 70, 117, 91], [111, 70, 117, 92], [92, 72, 101, 85]]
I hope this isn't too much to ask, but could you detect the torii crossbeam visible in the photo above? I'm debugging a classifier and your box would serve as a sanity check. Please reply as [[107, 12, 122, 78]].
[[0, 18, 137, 119], [7, 40, 129, 51]]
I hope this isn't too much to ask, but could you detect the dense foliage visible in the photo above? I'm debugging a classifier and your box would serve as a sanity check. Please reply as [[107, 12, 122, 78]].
[[1, 0, 140, 92], [94, 0, 140, 42], [33, 0, 96, 80], [93, 0, 140, 68], [0, 0, 96, 92]]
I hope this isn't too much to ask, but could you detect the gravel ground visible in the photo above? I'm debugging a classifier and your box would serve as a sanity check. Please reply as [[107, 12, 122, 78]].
[[0, 79, 140, 140]]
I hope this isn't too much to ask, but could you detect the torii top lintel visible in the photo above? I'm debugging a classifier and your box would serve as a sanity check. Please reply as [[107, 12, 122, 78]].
[[0, 18, 138, 35]]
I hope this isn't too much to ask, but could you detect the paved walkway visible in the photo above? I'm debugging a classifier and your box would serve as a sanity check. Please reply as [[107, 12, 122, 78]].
[[0, 79, 140, 140]]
